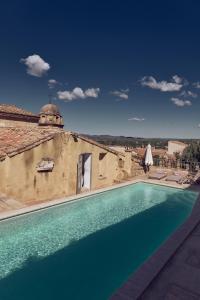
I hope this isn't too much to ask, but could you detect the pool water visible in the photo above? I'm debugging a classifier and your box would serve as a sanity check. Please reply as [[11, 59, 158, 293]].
[[0, 183, 198, 300]]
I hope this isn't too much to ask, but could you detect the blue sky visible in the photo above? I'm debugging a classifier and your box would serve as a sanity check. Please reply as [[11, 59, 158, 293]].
[[1, 0, 200, 138]]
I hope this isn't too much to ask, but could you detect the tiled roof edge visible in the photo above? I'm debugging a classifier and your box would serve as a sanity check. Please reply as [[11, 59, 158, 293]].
[[0, 129, 124, 159], [72, 133, 125, 156], [6, 134, 56, 158]]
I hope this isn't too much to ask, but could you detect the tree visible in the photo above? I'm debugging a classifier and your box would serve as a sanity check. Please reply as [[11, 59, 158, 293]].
[[181, 141, 200, 162], [174, 152, 181, 160]]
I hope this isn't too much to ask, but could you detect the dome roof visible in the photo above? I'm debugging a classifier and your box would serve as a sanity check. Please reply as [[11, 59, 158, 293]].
[[40, 104, 60, 115]]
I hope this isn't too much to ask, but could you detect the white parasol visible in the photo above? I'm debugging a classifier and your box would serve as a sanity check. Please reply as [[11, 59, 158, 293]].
[[145, 144, 153, 166]]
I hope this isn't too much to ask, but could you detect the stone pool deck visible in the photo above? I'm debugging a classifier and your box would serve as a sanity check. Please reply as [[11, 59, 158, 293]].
[[1, 178, 200, 300]]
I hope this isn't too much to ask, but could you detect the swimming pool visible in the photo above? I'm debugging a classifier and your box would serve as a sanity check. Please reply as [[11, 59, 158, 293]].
[[0, 183, 198, 300]]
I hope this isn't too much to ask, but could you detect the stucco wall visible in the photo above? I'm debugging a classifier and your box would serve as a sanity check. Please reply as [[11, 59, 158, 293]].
[[0, 132, 134, 203], [168, 141, 187, 155]]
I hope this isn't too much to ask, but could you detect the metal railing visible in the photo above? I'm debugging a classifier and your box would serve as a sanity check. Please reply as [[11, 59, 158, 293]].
[[140, 158, 200, 172]]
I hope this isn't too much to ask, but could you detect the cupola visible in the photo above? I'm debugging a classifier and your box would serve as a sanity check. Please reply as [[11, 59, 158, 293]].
[[39, 103, 64, 128]]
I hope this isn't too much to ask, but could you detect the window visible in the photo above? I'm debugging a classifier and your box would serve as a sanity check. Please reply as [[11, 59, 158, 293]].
[[98, 153, 107, 178], [118, 158, 125, 168], [99, 153, 106, 160]]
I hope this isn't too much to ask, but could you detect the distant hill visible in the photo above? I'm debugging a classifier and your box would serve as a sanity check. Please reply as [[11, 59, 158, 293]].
[[81, 134, 198, 149]]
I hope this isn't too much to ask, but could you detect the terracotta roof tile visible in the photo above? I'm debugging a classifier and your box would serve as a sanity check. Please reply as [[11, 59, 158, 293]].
[[0, 127, 61, 159], [133, 147, 167, 158], [0, 104, 37, 117], [0, 127, 123, 160]]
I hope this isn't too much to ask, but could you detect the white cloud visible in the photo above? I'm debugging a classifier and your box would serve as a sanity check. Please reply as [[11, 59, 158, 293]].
[[110, 89, 129, 100], [20, 54, 50, 77], [193, 82, 200, 89], [188, 91, 197, 98], [180, 90, 197, 98], [57, 87, 100, 101], [198, 124, 200, 128], [172, 75, 183, 84], [85, 88, 100, 98], [121, 88, 129, 93], [48, 79, 59, 89], [141, 75, 183, 92], [128, 117, 145, 121], [171, 97, 192, 107]]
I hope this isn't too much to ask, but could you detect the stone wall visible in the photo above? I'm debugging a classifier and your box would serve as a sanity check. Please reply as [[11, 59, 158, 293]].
[[0, 132, 135, 203]]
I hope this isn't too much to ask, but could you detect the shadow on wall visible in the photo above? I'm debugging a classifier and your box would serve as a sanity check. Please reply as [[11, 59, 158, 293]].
[[0, 189, 195, 300]]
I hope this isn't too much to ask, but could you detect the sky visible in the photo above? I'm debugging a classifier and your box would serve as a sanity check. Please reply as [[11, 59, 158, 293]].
[[1, 0, 200, 138]]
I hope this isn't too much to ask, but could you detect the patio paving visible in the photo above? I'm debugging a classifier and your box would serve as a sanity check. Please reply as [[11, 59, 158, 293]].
[[139, 221, 200, 299]]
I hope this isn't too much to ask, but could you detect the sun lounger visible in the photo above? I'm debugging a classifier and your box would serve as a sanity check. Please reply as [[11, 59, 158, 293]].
[[149, 171, 167, 180], [189, 171, 200, 184], [178, 176, 191, 184], [165, 170, 190, 183], [165, 174, 182, 182]]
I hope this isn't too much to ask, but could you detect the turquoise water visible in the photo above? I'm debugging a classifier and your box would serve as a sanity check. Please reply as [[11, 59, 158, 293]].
[[0, 183, 198, 300]]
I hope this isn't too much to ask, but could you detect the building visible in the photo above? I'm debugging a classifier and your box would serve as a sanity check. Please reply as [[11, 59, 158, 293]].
[[38, 103, 64, 128], [0, 104, 39, 127], [167, 140, 188, 155], [132, 147, 167, 159], [0, 103, 134, 204]]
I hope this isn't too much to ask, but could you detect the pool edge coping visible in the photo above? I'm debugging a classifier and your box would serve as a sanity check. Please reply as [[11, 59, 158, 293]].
[[0, 180, 143, 221], [0, 179, 193, 222]]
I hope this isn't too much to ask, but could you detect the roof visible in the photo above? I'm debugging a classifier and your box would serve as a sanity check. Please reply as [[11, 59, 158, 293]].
[[0, 128, 123, 161], [0, 127, 61, 160], [40, 103, 60, 115], [168, 140, 188, 146], [133, 147, 167, 158], [0, 104, 37, 117], [153, 149, 168, 156], [133, 148, 145, 156], [72, 133, 125, 156]]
